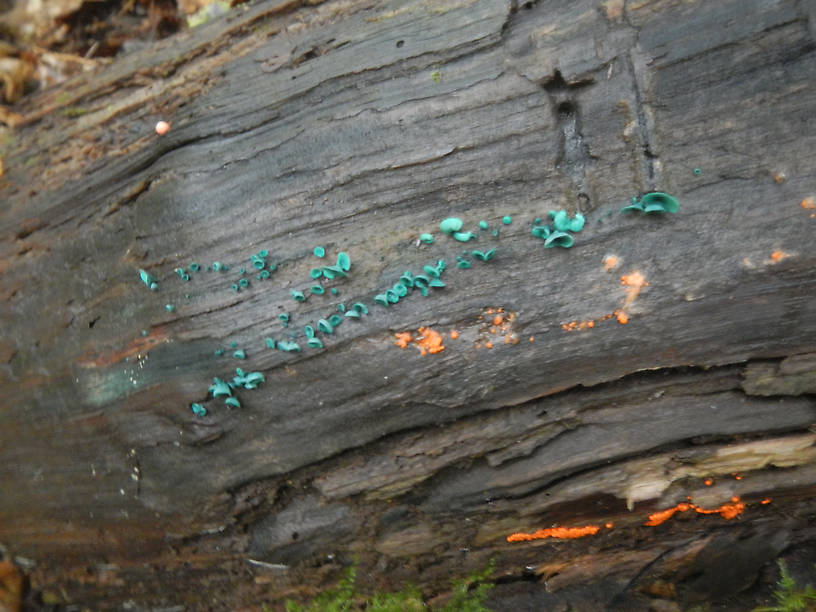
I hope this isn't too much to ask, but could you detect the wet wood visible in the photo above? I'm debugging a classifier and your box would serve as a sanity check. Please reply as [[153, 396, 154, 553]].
[[1, 0, 815, 609]]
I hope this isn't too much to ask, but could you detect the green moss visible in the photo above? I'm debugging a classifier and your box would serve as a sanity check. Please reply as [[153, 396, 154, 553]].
[[753, 560, 816, 612], [281, 560, 494, 612]]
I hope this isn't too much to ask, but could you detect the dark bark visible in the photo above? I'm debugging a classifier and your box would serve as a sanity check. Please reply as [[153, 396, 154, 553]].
[[1, 0, 816, 609]]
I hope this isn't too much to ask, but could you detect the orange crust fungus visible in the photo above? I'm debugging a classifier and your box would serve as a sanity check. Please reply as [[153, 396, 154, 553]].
[[644, 497, 745, 526], [506, 525, 601, 542]]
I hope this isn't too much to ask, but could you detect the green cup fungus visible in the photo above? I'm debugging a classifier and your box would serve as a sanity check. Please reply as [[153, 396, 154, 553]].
[[165, 304, 175, 312], [345, 310, 360, 318], [453, 231, 475, 242], [290, 289, 307, 302], [189, 263, 200, 272], [439, 217, 463, 234], [314, 246, 326, 258], [265, 337, 276, 349], [530, 210, 585, 248], [328, 314, 343, 327], [621, 192, 679, 214], [331, 288, 339, 295], [310, 268, 323, 279], [257, 269, 271, 280], [307, 337, 324, 349], [233, 349, 246, 359], [479, 220, 488, 230], [191, 403, 206, 416], [318, 319, 334, 334], [457, 260, 471, 269], [322, 265, 347, 279], [214, 348, 225, 356], [420, 233, 434, 244], [544, 231, 574, 248], [374, 294, 389, 306], [472, 249, 495, 262], [208, 378, 232, 398], [277, 340, 301, 352], [238, 278, 249, 288], [502, 215, 512, 225], [304, 325, 315, 338], [337, 303, 346, 312], [139, 269, 159, 291], [232, 283, 240, 292], [225, 397, 241, 409], [311, 285, 325, 295], [353, 302, 368, 315], [394, 283, 408, 297], [386, 289, 400, 303], [337, 252, 351, 272], [278, 312, 290, 325]]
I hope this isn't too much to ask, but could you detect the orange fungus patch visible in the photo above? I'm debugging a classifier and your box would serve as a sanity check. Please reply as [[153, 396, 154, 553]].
[[506, 525, 601, 542], [770, 250, 791, 263], [449, 330, 459, 339], [603, 255, 619, 271], [801, 196, 816, 209], [704, 478, 713, 486], [762, 498, 772, 505], [562, 270, 647, 331], [393, 328, 446, 355], [394, 332, 412, 349], [644, 498, 745, 526]]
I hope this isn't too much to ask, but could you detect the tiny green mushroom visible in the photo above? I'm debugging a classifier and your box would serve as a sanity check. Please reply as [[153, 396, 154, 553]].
[[232, 283, 240, 292], [423, 264, 440, 278], [304, 325, 315, 338], [290, 289, 306, 301], [502, 215, 512, 225], [385, 289, 400, 303], [139, 269, 159, 290], [472, 249, 495, 261], [531, 225, 551, 239], [337, 303, 346, 312], [419, 233, 434, 244], [165, 304, 175, 312], [344, 310, 360, 318], [453, 231, 475, 242], [331, 288, 339, 295], [640, 192, 680, 213], [310, 268, 323, 279], [244, 372, 265, 388], [353, 302, 369, 315], [336, 252, 351, 272], [394, 283, 408, 297], [429, 278, 445, 288], [278, 340, 301, 352], [257, 269, 271, 280], [233, 349, 246, 359], [374, 294, 389, 306], [313, 246, 326, 258], [224, 397, 241, 409], [278, 312, 290, 325], [328, 314, 342, 327], [544, 231, 575, 248], [214, 348, 225, 356], [191, 403, 207, 416], [209, 378, 232, 398], [492, 229, 499, 237], [189, 263, 200, 272], [318, 319, 334, 334], [239, 278, 249, 288], [322, 265, 348, 279], [311, 285, 325, 295], [693, 167, 702, 176], [212, 261, 224, 271], [259, 250, 269, 258], [400, 272, 415, 287], [569, 213, 585, 232], [439, 217, 463, 234], [479, 220, 488, 230], [265, 337, 276, 349], [307, 337, 324, 349], [457, 260, 471, 269]]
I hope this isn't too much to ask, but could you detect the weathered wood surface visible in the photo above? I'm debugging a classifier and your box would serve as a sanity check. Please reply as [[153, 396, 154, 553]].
[[1, 0, 816, 609]]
